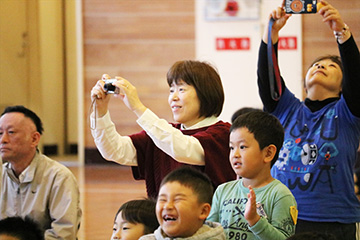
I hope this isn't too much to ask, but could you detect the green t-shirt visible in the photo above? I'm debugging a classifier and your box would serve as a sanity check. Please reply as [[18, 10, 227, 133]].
[[208, 179, 297, 240]]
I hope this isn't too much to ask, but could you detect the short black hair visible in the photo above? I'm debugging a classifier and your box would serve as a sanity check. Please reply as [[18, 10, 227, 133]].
[[231, 107, 262, 123], [167, 60, 224, 118], [115, 198, 159, 234], [230, 111, 284, 167], [0, 216, 44, 240], [160, 166, 214, 205], [1, 105, 44, 135]]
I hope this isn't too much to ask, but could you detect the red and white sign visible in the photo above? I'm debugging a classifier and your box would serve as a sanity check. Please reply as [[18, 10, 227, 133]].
[[216, 37, 250, 50], [278, 36, 297, 50]]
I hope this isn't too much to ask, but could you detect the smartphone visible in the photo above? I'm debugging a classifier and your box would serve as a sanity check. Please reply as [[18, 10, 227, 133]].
[[285, 0, 318, 14]]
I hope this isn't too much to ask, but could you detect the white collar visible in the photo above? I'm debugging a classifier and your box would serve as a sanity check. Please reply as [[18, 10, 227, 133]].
[[180, 116, 219, 130]]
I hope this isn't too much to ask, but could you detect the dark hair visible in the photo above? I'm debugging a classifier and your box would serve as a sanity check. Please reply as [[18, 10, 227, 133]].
[[0, 216, 44, 240], [286, 232, 337, 240], [167, 60, 224, 118], [115, 198, 159, 234], [231, 107, 262, 123], [160, 166, 214, 205], [1, 105, 44, 135], [230, 111, 284, 167]]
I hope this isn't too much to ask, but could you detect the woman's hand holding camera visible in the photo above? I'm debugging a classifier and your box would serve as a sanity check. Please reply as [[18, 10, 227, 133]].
[[91, 74, 147, 118], [90, 74, 112, 117]]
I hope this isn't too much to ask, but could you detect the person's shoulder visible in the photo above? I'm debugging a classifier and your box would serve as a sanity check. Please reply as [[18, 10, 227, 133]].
[[38, 154, 77, 179], [138, 233, 156, 240], [214, 120, 231, 128], [269, 179, 294, 196], [201, 120, 230, 133], [205, 221, 224, 229], [216, 179, 240, 192], [197, 221, 226, 240], [42, 155, 71, 169], [271, 178, 289, 188]]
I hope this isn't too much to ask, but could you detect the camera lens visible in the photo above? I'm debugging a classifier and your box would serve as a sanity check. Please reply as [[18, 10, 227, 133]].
[[104, 83, 116, 92]]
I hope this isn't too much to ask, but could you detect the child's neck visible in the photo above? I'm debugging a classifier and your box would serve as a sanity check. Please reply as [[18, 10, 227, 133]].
[[242, 174, 274, 189]]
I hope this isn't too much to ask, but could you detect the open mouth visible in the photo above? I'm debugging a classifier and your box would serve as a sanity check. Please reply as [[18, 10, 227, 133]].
[[233, 162, 242, 168], [163, 215, 177, 222]]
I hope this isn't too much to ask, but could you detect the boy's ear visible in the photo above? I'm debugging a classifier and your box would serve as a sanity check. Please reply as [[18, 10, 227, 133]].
[[263, 144, 276, 164], [199, 203, 211, 220]]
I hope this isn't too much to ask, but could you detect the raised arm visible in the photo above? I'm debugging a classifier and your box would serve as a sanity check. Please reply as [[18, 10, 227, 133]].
[[90, 74, 143, 166], [257, 2, 290, 112], [317, 0, 360, 117], [339, 35, 360, 117], [262, 1, 291, 45]]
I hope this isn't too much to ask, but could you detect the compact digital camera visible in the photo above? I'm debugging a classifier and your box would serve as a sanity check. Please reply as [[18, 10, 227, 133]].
[[103, 79, 119, 94], [285, 0, 318, 14]]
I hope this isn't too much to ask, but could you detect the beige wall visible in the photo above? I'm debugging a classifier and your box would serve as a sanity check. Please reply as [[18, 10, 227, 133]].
[[0, 0, 79, 156], [0, 0, 29, 110], [64, 0, 80, 152], [38, 0, 65, 153]]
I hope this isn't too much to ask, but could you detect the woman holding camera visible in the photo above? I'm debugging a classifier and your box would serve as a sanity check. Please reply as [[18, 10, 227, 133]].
[[258, 0, 360, 238], [90, 60, 235, 198]]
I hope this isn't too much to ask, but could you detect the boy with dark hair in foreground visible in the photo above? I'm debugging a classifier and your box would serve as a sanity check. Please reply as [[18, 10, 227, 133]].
[[140, 166, 225, 239]]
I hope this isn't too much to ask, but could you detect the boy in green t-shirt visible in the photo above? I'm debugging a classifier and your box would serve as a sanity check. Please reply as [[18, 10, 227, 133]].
[[207, 111, 297, 240]]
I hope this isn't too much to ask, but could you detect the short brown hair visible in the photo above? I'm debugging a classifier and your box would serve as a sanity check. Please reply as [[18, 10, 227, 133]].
[[167, 60, 224, 118]]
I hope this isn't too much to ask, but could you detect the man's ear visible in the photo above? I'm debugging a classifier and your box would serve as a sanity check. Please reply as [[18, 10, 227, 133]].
[[264, 144, 276, 164], [199, 203, 211, 220], [31, 132, 41, 148]]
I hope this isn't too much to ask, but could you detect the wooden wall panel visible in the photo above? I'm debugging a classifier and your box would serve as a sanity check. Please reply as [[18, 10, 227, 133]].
[[84, 15, 194, 40], [83, 0, 194, 14], [83, 0, 195, 152], [84, 42, 194, 68]]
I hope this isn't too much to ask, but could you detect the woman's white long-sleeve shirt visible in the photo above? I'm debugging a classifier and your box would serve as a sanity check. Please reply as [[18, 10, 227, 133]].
[[90, 108, 219, 166]]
